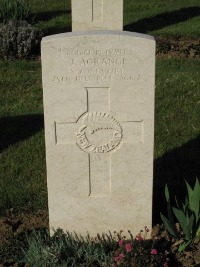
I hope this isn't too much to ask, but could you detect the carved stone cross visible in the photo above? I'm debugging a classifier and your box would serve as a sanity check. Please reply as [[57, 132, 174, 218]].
[[55, 87, 143, 197], [72, 0, 123, 31]]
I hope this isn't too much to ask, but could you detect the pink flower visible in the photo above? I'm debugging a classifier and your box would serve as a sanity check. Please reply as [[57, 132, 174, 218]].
[[151, 249, 158, 255], [114, 253, 125, 262], [136, 234, 143, 240], [119, 253, 125, 259], [112, 264, 117, 267], [163, 263, 169, 267], [114, 256, 120, 262], [125, 243, 132, 252], [118, 239, 124, 247]]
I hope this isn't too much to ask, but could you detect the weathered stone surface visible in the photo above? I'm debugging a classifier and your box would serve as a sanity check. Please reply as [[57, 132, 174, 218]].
[[41, 31, 155, 236], [72, 0, 123, 31]]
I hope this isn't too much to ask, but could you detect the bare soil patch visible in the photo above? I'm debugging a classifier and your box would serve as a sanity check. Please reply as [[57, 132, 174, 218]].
[[0, 210, 48, 266], [156, 37, 200, 58], [151, 224, 200, 267]]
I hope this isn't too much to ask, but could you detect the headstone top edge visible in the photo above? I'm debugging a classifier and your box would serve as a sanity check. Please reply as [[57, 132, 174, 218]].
[[72, 0, 123, 31], [42, 31, 155, 43]]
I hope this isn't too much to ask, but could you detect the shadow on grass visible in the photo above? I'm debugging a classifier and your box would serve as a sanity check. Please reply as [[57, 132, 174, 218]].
[[0, 114, 44, 153], [31, 10, 71, 22], [35, 6, 200, 36], [124, 6, 200, 33], [45, 25, 72, 36], [30, 10, 72, 35], [153, 134, 200, 225]]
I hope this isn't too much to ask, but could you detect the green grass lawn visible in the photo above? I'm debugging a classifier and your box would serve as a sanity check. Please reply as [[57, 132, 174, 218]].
[[124, 0, 200, 37], [154, 59, 200, 217], [0, 61, 47, 214], [0, 0, 200, 219], [155, 59, 200, 157]]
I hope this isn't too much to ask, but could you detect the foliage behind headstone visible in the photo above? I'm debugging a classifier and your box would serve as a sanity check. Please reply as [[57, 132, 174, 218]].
[[0, 20, 43, 59], [0, 0, 31, 23]]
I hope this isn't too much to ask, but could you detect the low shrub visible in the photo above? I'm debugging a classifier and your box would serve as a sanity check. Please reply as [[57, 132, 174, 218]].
[[0, 20, 43, 59], [23, 229, 116, 267], [0, 0, 31, 23], [23, 228, 171, 267]]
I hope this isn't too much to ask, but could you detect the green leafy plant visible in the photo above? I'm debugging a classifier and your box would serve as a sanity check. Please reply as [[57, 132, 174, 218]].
[[0, 0, 31, 23], [23, 229, 116, 267], [161, 178, 200, 251], [0, 20, 42, 59]]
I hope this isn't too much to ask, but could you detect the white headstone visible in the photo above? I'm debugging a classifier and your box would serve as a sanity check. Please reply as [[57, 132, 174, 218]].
[[42, 0, 155, 236], [72, 0, 123, 31], [42, 31, 155, 235]]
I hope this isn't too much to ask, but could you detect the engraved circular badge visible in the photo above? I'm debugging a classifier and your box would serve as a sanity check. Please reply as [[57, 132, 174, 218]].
[[76, 112, 123, 153]]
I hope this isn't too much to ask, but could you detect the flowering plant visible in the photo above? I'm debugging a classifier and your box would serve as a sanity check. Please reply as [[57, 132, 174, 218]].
[[111, 227, 169, 267], [112, 239, 133, 266]]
